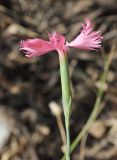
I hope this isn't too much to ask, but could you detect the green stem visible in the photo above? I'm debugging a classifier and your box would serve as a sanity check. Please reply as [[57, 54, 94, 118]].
[[65, 119, 70, 160], [70, 54, 111, 153], [59, 53, 72, 160], [59, 54, 72, 112], [61, 53, 112, 160]]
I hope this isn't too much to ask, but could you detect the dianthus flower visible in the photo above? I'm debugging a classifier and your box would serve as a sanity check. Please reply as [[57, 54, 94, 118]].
[[20, 19, 103, 57], [19, 18, 103, 160]]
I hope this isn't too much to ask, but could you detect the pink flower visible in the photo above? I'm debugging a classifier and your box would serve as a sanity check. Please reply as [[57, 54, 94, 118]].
[[20, 39, 54, 57], [20, 32, 67, 58], [20, 19, 102, 57], [67, 19, 103, 50]]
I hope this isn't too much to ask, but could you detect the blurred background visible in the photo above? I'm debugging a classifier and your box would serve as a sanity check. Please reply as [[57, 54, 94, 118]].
[[0, 0, 117, 160]]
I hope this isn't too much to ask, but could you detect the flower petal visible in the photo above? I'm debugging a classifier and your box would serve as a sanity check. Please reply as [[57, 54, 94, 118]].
[[66, 18, 103, 51], [48, 32, 67, 53], [20, 39, 54, 57]]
